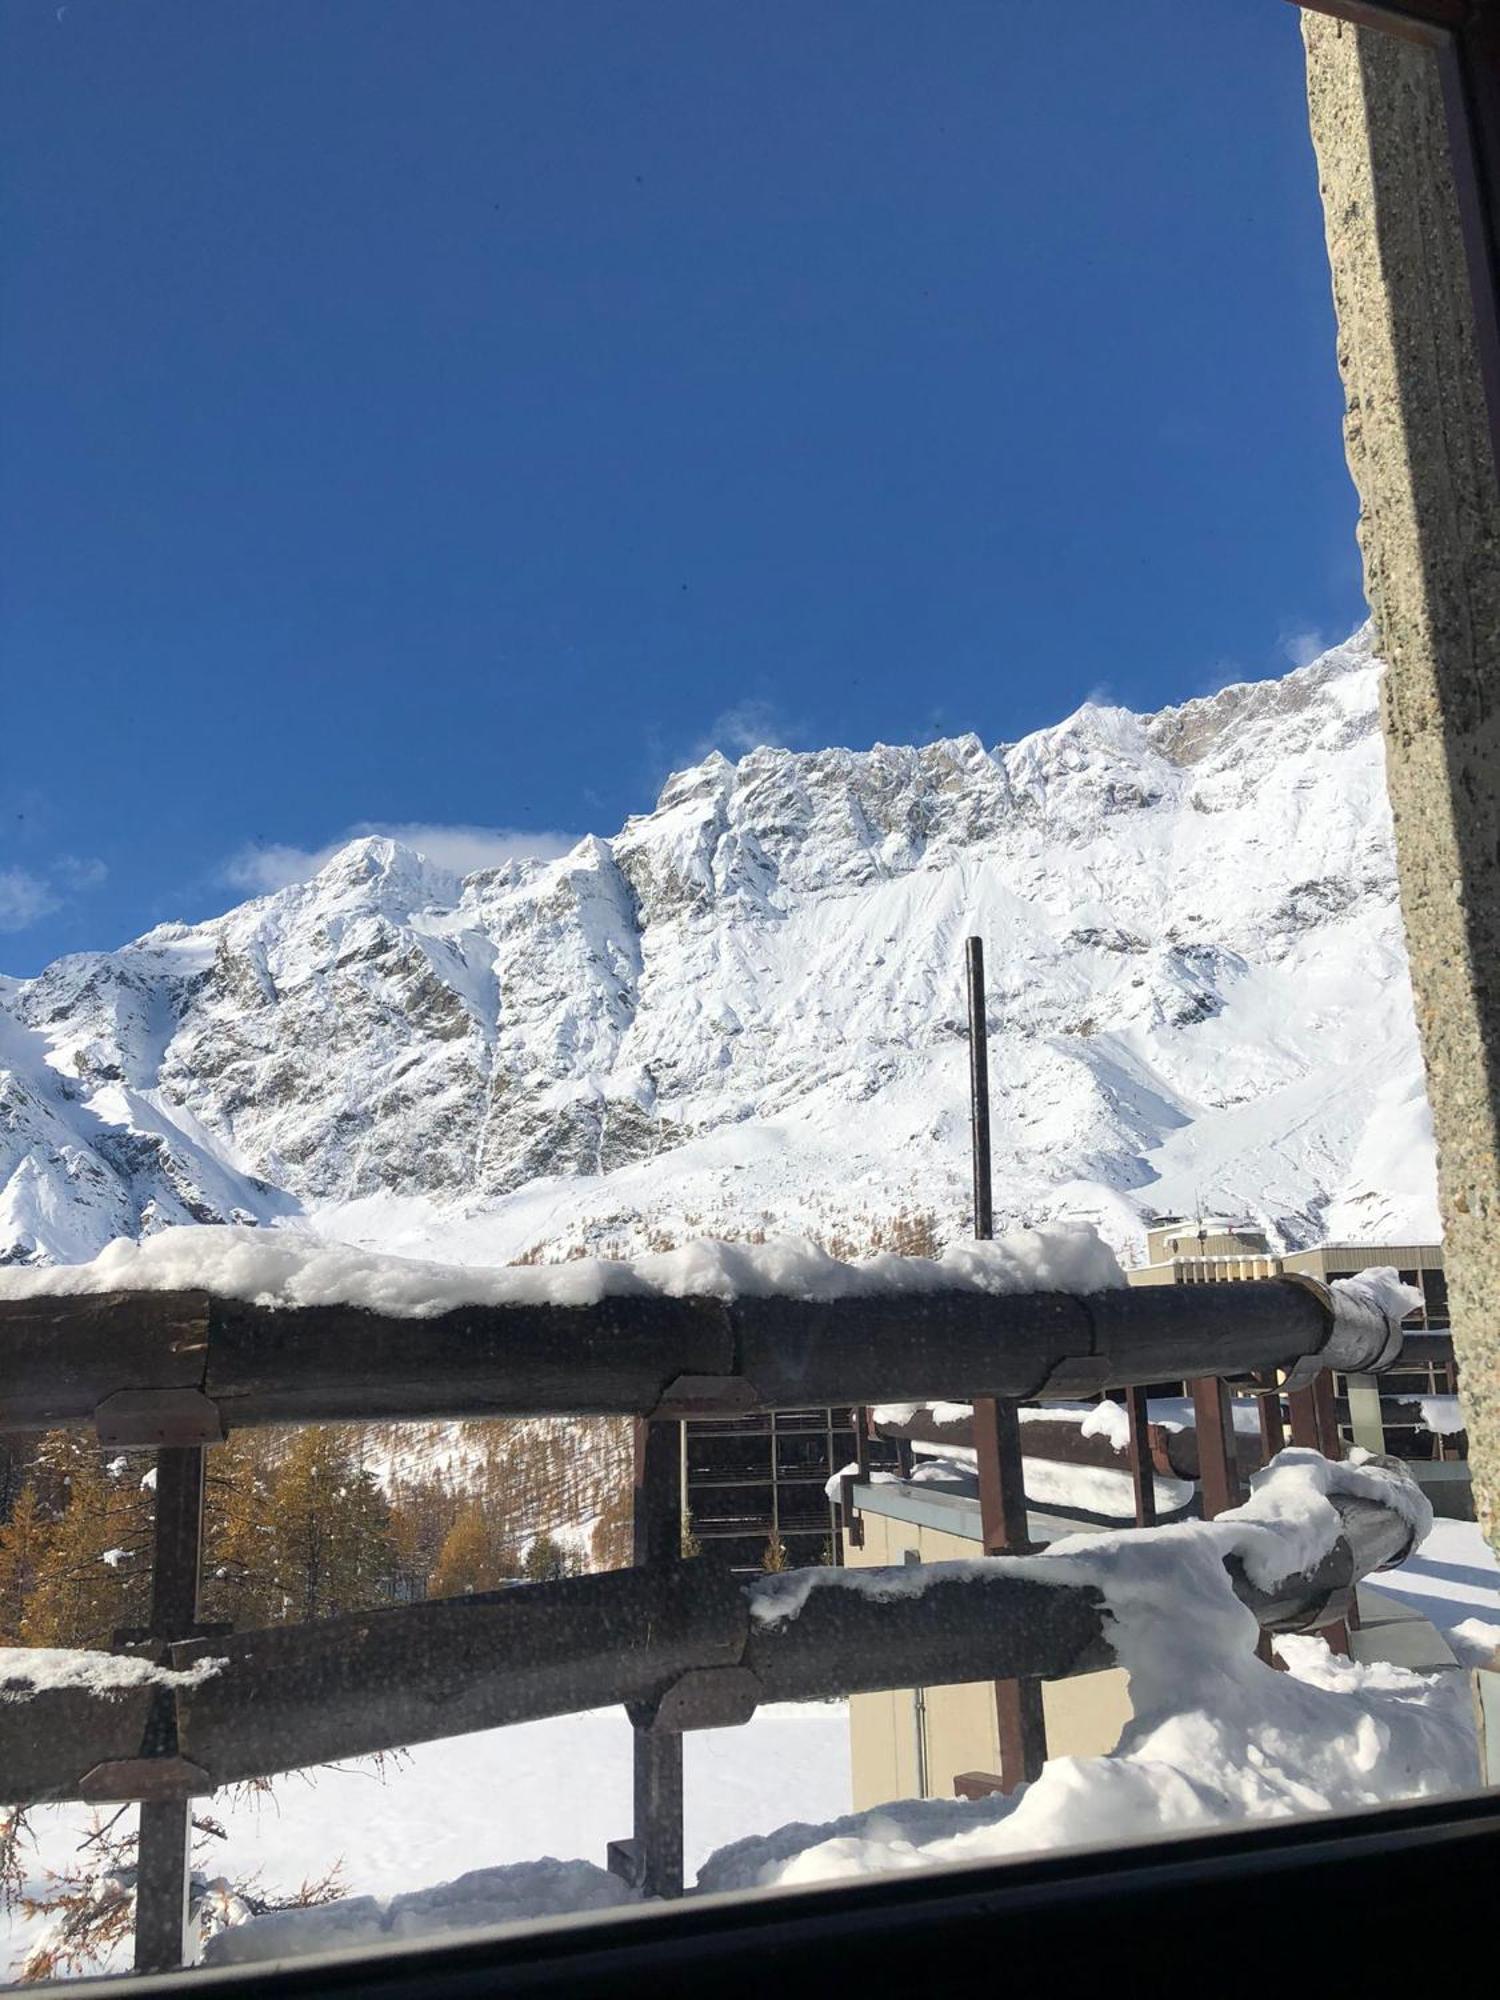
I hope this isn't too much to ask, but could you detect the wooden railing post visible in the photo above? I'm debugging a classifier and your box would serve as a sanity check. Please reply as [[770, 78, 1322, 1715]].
[[1190, 1376, 1245, 1519], [1258, 1384, 1287, 1463], [133, 1444, 205, 1974], [1125, 1386, 1156, 1528], [973, 1396, 1047, 1789], [1286, 1376, 1352, 1654], [609, 1418, 686, 1899]]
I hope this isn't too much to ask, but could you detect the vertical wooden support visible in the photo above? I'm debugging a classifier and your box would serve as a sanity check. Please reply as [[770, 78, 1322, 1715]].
[[1252, 1375, 1289, 1669], [973, 1398, 1031, 1553], [1313, 1371, 1344, 1459], [133, 1444, 205, 1975], [148, 1445, 206, 1641], [1287, 1384, 1322, 1451], [1125, 1386, 1156, 1528], [633, 1416, 681, 1569], [967, 936, 1045, 1791], [609, 1418, 685, 1899], [973, 1398, 1047, 1789], [1258, 1386, 1287, 1465], [631, 1727, 684, 1904], [1191, 1377, 1244, 1519], [1257, 1392, 1295, 1648], [135, 1801, 193, 1978], [1286, 1378, 1352, 1654]]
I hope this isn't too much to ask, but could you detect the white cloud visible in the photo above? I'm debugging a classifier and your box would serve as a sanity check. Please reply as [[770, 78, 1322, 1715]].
[[691, 699, 799, 762], [1284, 627, 1330, 670], [223, 822, 580, 894], [54, 854, 109, 891], [0, 868, 61, 933]]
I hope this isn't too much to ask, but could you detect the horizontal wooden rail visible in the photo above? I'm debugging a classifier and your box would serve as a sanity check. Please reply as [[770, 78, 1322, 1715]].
[[0, 1275, 1404, 1440], [0, 1484, 1417, 1806], [872, 1409, 1267, 1483]]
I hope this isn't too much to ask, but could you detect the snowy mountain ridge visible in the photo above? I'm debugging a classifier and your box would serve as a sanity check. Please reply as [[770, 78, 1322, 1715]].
[[0, 626, 1439, 1271]]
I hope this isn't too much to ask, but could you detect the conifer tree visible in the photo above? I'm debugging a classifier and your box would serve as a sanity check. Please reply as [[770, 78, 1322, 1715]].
[[199, 1434, 281, 1630], [388, 1471, 463, 1602], [262, 1427, 394, 1623], [20, 1440, 152, 1647], [427, 1503, 521, 1597], [0, 1486, 51, 1643], [590, 1476, 634, 1572], [760, 1530, 790, 1573], [521, 1531, 572, 1582]]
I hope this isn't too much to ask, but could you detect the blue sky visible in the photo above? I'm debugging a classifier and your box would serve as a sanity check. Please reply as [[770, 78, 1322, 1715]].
[[1, 0, 1364, 974]]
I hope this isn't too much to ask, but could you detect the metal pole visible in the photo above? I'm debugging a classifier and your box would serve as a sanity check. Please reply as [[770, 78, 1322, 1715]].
[[967, 937, 1045, 1790], [133, 1445, 204, 1975], [966, 937, 994, 1241]]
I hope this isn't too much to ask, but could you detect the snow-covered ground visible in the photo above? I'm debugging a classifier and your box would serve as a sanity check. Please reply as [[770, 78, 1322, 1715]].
[[2, 1703, 851, 1981], [6, 1460, 1496, 1981], [1361, 1516, 1500, 1665]]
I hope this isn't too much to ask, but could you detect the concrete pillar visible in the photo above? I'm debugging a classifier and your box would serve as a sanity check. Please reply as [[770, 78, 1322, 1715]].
[[1345, 1372, 1388, 1456], [1302, 12, 1500, 1551]]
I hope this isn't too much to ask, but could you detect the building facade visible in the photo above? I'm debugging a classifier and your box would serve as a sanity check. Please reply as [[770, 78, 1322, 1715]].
[[1127, 1225, 1467, 1510], [682, 1406, 875, 1575]]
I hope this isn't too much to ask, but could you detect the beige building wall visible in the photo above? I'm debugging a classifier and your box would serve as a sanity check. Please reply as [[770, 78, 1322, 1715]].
[[1143, 1223, 1271, 1265], [845, 1503, 1132, 1811], [1127, 1237, 1444, 1297], [1280, 1243, 1443, 1281]]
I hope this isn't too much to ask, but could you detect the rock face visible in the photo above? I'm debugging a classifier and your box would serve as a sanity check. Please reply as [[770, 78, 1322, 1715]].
[[0, 628, 1440, 1268]]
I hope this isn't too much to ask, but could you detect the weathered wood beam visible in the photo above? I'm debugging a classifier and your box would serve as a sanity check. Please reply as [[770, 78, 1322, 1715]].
[[0, 1485, 1419, 1807], [0, 1276, 1403, 1437]]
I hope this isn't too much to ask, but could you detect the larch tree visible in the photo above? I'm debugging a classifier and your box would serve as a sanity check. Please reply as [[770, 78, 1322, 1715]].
[[19, 1438, 152, 1648], [263, 1427, 395, 1624], [0, 1486, 51, 1643], [427, 1502, 521, 1597]]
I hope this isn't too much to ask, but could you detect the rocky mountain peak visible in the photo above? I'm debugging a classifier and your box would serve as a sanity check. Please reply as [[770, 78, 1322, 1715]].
[[0, 627, 1437, 1270]]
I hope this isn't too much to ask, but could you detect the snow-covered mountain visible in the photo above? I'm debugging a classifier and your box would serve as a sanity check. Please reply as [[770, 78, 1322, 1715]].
[[0, 627, 1439, 1271]]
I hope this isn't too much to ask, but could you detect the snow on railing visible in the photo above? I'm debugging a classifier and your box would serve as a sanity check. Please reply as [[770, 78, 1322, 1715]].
[[0, 1236, 1429, 1973], [0, 1232, 1413, 1437], [0, 1219, 1125, 1314], [197, 1450, 1475, 1968], [0, 1450, 1433, 1805]]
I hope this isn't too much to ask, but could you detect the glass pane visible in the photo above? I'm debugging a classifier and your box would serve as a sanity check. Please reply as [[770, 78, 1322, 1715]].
[[1, 0, 1496, 1984]]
